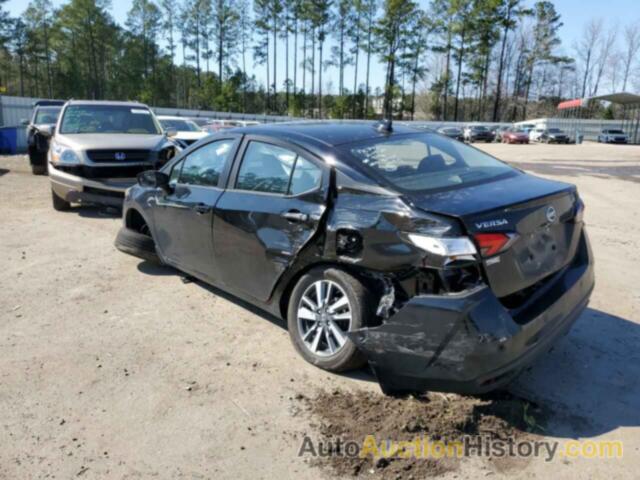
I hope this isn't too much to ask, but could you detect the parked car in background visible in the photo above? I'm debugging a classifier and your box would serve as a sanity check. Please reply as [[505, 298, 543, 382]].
[[114, 121, 594, 395], [463, 125, 495, 143], [529, 127, 545, 142], [48, 100, 180, 211], [232, 120, 262, 127], [23, 100, 65, 175], [538, 127, 570, 144], [501, 128, 529, 144], [157, 115, 209, 147], [203, 119, 236, 133], [519, 123, 536, 134], [597, 129, 628, 144], [436, 126, 464, 141], [189, 117, 213, 127], [492, 125, 510, 142]]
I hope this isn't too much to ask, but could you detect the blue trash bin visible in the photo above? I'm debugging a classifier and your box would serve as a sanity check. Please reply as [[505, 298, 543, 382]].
[[0, 127, 18, 154]]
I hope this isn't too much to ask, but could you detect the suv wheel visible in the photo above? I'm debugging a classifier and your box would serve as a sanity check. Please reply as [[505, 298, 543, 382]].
[[287, 267, 373, 372], [51, 189, 71, 211], [31, 164, 47, 175]]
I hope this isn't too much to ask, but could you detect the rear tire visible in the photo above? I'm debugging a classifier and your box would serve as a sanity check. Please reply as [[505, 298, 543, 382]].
[[51, 189, 71, 211], [287, 267, 374, 372]]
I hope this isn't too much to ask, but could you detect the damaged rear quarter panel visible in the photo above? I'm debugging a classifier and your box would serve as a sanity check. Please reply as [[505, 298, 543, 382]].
[[323, 189, 452, 271]]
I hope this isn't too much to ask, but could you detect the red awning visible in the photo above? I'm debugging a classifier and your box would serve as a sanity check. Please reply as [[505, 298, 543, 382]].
[[557, 98, 584, 110]]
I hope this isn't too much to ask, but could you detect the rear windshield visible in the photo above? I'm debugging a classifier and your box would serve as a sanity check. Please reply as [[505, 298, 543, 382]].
[[60, 105, 160, 134], [34, 107, 61, 124], [159, 118, 201, 132], [345, 133, 517, 193]]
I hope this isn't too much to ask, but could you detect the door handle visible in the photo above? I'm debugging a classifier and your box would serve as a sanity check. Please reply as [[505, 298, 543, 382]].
[[281, 210, 308, 223], [194, 203, 212, 214]]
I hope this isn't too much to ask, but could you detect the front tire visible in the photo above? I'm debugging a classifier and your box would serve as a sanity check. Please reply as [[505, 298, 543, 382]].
[[51, 188, 71, 211], [31, 164, 47, 175], [287, 267, 374, 372]]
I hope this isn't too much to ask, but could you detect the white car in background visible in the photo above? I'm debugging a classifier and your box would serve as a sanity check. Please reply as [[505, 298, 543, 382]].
[[529, 127, 545, 142], [157, 115, 209, 147], [597, 129, 629, 144]]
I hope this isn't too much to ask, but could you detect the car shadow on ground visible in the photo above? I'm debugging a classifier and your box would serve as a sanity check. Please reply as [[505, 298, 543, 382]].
[[511, 307, 640, 439], [133, 257, 639, 438], [76, 205, 122, 219], [0, 168, 9, 177], [136, 259, 288, 331]]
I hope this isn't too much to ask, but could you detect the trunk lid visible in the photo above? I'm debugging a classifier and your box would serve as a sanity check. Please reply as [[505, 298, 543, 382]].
[[404, 173, 583, 298]]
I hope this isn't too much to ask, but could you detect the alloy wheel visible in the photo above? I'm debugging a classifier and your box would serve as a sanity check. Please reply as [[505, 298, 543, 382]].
[[297, 280, 352, 357]]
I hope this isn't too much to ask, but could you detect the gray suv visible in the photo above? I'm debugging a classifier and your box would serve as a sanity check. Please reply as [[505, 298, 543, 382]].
[[24, 100, 64, 175], [48, 100, 179, 210]]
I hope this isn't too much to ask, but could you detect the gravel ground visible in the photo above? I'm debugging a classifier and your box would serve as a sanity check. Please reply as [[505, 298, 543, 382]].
[[1, 142, 639, 479]]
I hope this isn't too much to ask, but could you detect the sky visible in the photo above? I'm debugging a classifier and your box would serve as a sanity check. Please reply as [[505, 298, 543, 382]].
[[5, 0, 639, 94]]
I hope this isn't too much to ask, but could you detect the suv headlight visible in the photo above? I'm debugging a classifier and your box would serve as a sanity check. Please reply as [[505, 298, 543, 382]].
[[50, 142, 81, 166]]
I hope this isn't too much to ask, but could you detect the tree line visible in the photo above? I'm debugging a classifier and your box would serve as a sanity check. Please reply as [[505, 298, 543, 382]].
[[0, 0, 638, 121]]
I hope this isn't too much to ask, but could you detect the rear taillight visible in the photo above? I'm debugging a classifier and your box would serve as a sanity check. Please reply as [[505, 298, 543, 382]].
[[474, 233, 517, 257]]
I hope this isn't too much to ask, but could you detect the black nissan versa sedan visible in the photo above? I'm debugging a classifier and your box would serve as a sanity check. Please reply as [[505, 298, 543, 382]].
[[114, 121, 594, 395]]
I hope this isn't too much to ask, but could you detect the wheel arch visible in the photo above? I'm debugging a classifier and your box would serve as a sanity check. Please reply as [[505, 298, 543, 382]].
[[276, 260, 380, 321], [124, 207, 151, 233]]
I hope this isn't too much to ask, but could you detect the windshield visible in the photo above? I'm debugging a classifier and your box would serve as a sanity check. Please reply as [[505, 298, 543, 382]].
[[34, 107, 61, 124], [345, 133, 517, 193], [442, 128, 460, 134], [471, 126, 488, 131], [159, 118, 202, 132], [548, 128, 562, 133], [608, 129, 624, 134], [59, 105, 160, 134]]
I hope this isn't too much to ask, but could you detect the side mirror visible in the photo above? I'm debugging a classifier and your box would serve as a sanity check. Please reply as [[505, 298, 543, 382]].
[[20, 118, 29, 126], [165, 128, 177, 138], [137, 170, 171, 193], [39, 125, 55, 137]]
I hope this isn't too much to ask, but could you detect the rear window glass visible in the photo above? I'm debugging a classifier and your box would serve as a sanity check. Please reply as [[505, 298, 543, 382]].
[[345, 133, 517, 193], [34, 107, 61, 124], [60, 105, 160, 134], [159, 118, 202, 132]]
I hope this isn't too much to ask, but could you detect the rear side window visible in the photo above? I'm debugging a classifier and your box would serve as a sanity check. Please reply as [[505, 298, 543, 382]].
[[178, 139, 234, 187], [236, 141, 322, 195], [289, 157, 322, 195]]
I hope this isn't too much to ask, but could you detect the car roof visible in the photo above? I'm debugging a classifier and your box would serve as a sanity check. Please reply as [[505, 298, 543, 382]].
[[231, 121, 421, 148], [157, 115, 191, 120], [65, 100, 150, 108]]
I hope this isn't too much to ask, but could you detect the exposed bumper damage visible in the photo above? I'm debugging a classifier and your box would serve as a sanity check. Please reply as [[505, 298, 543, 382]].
[[348, 233, 594, 395], [49, 163, 139, 207]]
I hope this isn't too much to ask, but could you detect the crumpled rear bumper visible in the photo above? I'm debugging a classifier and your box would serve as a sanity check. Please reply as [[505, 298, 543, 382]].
[[349, 232, 594, 395]]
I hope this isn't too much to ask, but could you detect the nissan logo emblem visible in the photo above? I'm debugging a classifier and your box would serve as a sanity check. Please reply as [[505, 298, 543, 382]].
[[546, 206, 557, 223], [115, 152, 127, 161]]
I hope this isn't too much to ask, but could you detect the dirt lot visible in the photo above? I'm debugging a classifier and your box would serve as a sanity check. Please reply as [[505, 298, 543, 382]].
[[1, 142, 639, 479]]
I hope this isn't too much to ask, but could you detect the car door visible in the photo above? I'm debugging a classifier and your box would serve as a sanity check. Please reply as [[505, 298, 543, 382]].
[[152, 137, 240, 279], [212, 137, 329, 302]]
